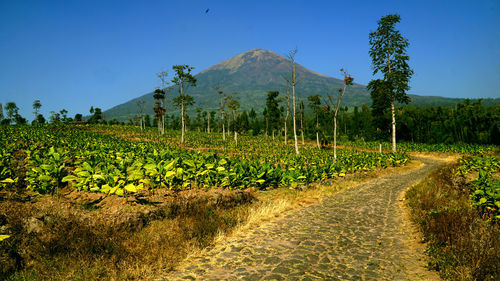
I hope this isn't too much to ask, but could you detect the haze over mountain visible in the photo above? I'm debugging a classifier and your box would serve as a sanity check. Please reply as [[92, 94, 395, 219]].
[[103, 49, 499, 121]]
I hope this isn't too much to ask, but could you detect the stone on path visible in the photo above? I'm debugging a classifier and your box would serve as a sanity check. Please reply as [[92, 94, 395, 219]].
[[162, 158, 441, 281]]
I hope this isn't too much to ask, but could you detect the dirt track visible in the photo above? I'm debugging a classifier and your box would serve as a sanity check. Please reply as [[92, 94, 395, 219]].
[[162, 157, 442, 281]]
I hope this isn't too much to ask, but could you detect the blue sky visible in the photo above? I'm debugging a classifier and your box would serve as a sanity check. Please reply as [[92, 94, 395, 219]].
[[1, 0, 499, 120]]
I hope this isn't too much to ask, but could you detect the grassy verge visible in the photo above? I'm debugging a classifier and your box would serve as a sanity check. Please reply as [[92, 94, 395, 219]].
[[405, 162, 500, 281], [1, 190, 253, 281]]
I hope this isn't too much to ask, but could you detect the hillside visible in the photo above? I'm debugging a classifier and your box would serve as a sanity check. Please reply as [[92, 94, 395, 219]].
[[103, 49, 499, 121]]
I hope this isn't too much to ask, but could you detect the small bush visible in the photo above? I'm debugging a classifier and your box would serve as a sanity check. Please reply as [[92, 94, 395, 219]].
[[406, 164, 500, 281]]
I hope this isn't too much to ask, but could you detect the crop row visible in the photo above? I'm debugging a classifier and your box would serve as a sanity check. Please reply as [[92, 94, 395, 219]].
[[336, 140, 497, 154], [0, 126, 410, 195], [456, 155, 500, 221]]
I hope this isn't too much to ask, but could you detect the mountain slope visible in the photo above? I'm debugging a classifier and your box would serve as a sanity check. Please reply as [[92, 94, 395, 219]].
[[103, 49, 499, 121]]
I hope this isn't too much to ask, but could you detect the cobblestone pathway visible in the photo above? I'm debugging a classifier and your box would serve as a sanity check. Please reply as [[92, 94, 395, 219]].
[[163, 158, 441, 281]]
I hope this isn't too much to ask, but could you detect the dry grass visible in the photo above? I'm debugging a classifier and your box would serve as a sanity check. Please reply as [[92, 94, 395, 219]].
[[0, 190, 252, 281], [1, 158, 425, 281], [405, 163, 500, 281], [409, 151, 461, 163], [181, 158, 427, 268]]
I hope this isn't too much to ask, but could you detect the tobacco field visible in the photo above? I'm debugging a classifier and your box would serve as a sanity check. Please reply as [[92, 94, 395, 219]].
[[1, 125, 410, 196]]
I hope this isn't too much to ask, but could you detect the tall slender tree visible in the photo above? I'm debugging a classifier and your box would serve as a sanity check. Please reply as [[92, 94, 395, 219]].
[[287, 48, 300, 154], [368, 14, 413, 152], [5, 102, 19, 124], [171, 65, 197, 144], [216, 84, 229, 140], [136, 101, 146, 130], [32, 100, 41, 123], [326, 69, 353, 160], [153, 88, 166, 133], [227, 98, 240, 144], [265, 91, 281, 140], [155, 71, 169, 134]]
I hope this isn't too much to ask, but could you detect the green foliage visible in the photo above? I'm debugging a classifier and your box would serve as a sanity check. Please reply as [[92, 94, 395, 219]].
[[338, 139, 497, 154], [0, 144, 18, 189], [456, 155, 500, 221], [265, 91, 281, 134], [369, 14, 413, 103], [26, 146, 67, 195], [88, 107, 104, 124], [0, 125, 410, 196]]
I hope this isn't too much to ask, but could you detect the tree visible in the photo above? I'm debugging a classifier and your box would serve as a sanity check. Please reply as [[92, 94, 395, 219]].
[[88, 107, 103, 124], [49, 111, 61, 124], [227, 98, 240, 144], [216, 84, 230, 140], [368, 14, 413, 152], [153, 88, 166, 133], [238, 110, 250, 132], [155, 71, 169, 134], [308, 95, 322, 149], [0, 103, 3, 122], [32, 100, 41, 122], [171, 65, 197, 144], [15, 114, 27, 125], [248, 108, 259, 135], [326, 69, 353, 160], [5, 102, 19, 124], [209, 111, 216, 133], [287, 48, 300, 154], [74, 113, 83, 122], [298, 100, 305, 145], [369, 79, 392, 152], [144, 114, 151, 127], [34, 114, 46, 124], [195, 107, 203, 132], [136, 101, 146, 130], [265, 91, 281, 139], [60, 109, 68, 123], [281, 79, 291, 145]]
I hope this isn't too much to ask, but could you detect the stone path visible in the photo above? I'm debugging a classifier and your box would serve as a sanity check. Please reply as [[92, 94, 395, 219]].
[[162, 158, 441, 281]]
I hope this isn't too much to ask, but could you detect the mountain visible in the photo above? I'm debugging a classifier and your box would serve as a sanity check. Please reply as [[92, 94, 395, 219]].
[[103, 49, 500, 121]]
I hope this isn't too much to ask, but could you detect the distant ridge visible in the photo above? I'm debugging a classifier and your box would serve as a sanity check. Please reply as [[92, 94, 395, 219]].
[[103, 49, 500, 121]]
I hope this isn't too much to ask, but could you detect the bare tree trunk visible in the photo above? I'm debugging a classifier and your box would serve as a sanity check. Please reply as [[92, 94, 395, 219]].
[[161, 114, 165, 134], [222, 121, 226, 141], [387, 57, 396, 153], [334, 116, 337, 160], [316, 115, 320, 149], [379, 142, 382, 153], [289, 49, 299, 155], [316, 131, 320, 149], [181, 102, 185, 144], [391, 101, 396, 153], [284, 119, 288, 144], [234, 131, 238, 146], [333, 83, 347, 160], [207, 113, 210, 133], [300, 115, 304, 145], [284, 86, 290, 145], [272, 130, 275, 140], [265, 117, 268, 138], [292, 92, 298, 154]]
